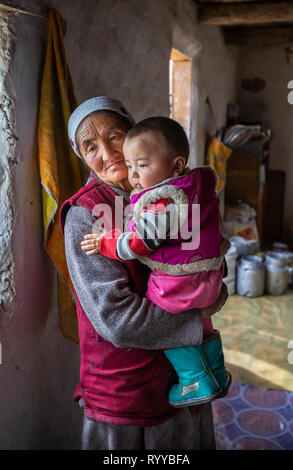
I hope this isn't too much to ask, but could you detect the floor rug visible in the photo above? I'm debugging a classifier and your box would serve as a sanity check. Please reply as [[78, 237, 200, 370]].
[[212, 381, 293, 450]]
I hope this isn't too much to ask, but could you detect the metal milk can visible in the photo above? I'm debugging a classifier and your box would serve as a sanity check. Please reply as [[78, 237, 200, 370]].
[[265, 252, 288, 295], [223, 243, 238, 295], [237, 255, 265, 297]]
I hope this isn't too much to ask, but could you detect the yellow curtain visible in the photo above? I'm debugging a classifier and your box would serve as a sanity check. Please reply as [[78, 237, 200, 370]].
[[205, 136, 232, 193], [37, 9, 82, 343]]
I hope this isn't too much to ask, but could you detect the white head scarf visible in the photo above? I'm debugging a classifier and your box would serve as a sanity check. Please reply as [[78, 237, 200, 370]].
[[68, 96, 135, 158]]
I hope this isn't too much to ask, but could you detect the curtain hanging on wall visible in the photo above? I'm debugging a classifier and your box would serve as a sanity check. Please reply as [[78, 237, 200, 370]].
[[37, 8, 81, 343]]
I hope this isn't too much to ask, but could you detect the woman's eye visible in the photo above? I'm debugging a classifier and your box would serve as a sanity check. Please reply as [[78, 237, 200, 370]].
[[110, 134, 122, 141], [88, 146, 97, 153], [139, 164, 146, 168]]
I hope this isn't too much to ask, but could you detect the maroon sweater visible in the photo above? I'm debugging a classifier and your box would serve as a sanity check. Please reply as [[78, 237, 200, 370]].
[[59, 178, 184, 426]]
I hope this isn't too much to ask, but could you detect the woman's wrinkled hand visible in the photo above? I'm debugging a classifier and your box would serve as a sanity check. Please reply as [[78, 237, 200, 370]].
[[81, 233, 104, 255], [201, 283, 228, 319]]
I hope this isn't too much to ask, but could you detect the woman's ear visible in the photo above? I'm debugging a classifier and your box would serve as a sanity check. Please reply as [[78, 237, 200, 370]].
[[172, 156, 186, 177]]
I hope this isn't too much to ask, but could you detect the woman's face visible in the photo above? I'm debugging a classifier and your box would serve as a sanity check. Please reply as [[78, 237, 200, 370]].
[[76, 111, 132, 192]]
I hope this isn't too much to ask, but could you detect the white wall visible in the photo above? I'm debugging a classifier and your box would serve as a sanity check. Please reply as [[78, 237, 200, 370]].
[[0, 0, 237, 449], [49, 0, 238, 166], [237, 45, 293, 234]]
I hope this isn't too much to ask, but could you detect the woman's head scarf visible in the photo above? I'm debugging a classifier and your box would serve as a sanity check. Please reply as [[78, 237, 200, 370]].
[[68, 96, 135, 158]]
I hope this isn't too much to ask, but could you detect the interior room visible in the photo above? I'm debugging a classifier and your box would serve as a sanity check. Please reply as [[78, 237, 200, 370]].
[[0, 0, 292, 451]]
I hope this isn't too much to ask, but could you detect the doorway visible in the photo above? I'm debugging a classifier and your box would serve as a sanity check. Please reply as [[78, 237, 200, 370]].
[[169, 48, 192, 139]]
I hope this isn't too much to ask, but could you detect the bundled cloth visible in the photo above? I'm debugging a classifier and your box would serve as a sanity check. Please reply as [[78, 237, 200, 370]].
[[205, 136, 232, 193], [37, 9, 83, 343], [223, 201, 259, 256]]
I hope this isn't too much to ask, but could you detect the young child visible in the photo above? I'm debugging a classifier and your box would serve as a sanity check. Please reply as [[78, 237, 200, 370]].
[[81, 116, 231, 407]]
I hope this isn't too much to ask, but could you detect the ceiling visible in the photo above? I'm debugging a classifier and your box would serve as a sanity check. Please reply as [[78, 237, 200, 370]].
[[194, 1, 293, 46], [196, 0, 279, 3]]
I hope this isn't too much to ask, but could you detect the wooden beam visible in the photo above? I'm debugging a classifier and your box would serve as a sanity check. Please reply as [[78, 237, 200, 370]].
[[198, 2, 293, 26], [198, 1, 258, 3], [224, 25, 293, 46]]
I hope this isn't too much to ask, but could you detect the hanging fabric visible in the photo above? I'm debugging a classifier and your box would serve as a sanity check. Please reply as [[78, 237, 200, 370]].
[[37, 8, 82, 343], [204, 97, 232, 193], [206, 136, 232, 193]]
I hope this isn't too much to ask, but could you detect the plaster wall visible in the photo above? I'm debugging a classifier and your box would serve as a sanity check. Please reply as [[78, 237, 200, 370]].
[[49, 0, 238, 166], [0, 0, 237, 448], [237, 45, 293, 233], [0, 12, 16, 311], [0, 13, 81, 450], [3, 0, 238, 165]]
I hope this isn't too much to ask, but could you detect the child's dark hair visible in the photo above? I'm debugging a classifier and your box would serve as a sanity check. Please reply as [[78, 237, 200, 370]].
[[126, 116, 190, 160]]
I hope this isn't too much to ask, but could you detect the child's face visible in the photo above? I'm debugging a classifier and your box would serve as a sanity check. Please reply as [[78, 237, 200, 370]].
[[123, 130, 179, 190]]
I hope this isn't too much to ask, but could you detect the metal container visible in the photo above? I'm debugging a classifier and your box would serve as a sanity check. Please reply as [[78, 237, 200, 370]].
[[278, 251, 293, 288], [273, 242, 288, 252], [289, 266, 293, 289], [265, 252, 288, 295], [237, 255, 265, 297], [223, 244, 238, 295], [284, 252, 293, 288], [271, 250, 293, 288]]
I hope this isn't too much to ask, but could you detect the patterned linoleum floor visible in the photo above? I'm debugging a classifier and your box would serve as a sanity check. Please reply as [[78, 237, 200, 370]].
[[212, 381, 293, 450]]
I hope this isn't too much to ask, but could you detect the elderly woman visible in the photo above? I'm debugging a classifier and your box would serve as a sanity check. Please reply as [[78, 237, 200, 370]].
[[60, 96, 228, 450]]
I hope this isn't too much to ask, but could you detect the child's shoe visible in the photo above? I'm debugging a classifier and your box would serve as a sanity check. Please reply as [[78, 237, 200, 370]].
[[200, 329, 232, 399], [164, 331, 231, 407]]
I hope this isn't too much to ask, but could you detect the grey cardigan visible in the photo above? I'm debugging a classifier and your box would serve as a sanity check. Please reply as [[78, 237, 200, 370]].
[[64, 181, 203, 350]]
